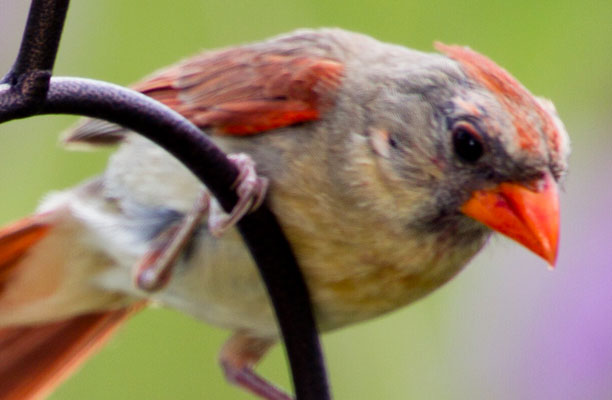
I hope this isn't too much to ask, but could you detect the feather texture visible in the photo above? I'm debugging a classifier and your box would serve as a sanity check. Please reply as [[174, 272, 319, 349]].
[[0, 306, 143, 400], [64, 46, 344, 146]]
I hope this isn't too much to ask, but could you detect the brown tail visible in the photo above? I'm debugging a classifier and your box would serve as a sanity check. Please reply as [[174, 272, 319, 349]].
[[0, 215, 50, 287], [0, 210, 144, 399], [0, 307, 142, 400]]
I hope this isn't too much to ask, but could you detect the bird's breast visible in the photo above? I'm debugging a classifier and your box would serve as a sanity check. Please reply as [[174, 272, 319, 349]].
[[273, 198, 489, 332]]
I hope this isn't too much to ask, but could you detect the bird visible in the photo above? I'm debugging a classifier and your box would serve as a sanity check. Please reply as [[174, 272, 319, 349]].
[[0, 28, 569, 400]]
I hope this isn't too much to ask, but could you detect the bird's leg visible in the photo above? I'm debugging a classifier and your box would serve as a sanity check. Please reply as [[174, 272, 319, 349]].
[[220, 333, 292, 400], [134, 153, 268, 291], [134, 192, 211, 291]]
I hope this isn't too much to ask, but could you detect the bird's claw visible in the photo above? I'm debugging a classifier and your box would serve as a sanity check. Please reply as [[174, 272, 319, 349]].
[[208, 153, 268, 237]]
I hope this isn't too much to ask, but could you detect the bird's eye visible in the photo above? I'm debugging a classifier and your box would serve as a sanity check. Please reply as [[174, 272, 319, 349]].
[[452, 122, 484, 163]]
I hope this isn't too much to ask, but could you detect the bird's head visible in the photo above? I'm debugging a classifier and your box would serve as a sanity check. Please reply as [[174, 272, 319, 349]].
[[361, 41, 570, 266]]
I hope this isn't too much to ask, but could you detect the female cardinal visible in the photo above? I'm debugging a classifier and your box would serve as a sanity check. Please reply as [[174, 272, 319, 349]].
[[0, 29, 569, 400]]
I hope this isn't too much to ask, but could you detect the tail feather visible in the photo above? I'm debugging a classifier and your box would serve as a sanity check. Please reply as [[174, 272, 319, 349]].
[[0, 216, 50, 285], [0, 194, 146, 398], [0, 206, 133, 326], [0, 305, 144, 400]]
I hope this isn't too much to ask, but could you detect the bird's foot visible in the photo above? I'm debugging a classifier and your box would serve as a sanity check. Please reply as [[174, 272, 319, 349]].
[[222, 365, 293, 400], [133, 153, 267, 292], [134, 192, 210, 291], [220, 333, 292, 400], [208, 153, 268, 237]]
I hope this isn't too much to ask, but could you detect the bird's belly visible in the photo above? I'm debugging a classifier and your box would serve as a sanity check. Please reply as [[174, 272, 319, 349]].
[[145, 225, 487, 337], [149, 228, 280, 337], [285, 223, 490, 331], [302, 256, 468, 330]]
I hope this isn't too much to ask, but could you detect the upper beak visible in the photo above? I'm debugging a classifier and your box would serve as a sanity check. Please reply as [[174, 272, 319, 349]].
[[460, 173, 560, 267]]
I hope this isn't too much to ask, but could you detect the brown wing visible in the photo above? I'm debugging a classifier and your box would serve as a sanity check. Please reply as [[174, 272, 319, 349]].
[[64, 45, 344, 145]]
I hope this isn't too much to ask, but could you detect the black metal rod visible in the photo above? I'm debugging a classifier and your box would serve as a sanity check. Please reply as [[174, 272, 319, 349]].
[[2, 0, 69, 84], [0, 0, 70, 115], [0, 77, 331, 400]]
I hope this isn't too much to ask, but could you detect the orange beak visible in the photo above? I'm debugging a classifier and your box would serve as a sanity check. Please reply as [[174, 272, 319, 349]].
[[460, 173, 560, 267]]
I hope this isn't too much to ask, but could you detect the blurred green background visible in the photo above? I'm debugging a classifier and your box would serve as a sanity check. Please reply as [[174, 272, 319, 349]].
[[1, 1, 611, 399]]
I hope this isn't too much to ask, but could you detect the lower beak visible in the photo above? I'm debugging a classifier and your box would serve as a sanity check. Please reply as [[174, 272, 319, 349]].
[[460, 173, 560, 267]]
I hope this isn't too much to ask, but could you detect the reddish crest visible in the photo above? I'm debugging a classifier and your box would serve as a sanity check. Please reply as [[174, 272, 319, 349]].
[[435, 43, 560, 153]]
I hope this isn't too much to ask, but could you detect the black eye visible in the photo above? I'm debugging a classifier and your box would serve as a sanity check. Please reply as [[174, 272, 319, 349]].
[[452, 123, 484, 163]]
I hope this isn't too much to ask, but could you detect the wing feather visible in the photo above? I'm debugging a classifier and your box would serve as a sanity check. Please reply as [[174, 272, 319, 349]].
[[64, 41, 344, 146]]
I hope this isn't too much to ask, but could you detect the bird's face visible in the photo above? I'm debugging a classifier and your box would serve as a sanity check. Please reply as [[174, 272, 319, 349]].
[[369, 44, 570, 266]]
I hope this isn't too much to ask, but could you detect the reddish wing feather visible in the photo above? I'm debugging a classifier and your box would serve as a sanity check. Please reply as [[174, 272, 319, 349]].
[[64, 44, 344, 145], [133, 48, 344, 135]]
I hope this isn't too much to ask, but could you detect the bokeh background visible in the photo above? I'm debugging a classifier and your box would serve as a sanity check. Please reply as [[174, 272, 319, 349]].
[[1, 1, 611, 399]]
